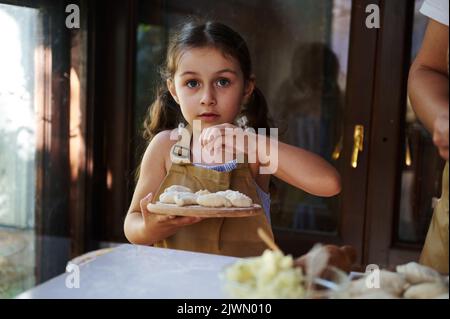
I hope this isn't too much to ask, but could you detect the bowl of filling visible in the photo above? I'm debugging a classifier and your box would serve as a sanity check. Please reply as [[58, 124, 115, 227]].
[[220, 248, 351, 299], [221, 249, 306, 299]]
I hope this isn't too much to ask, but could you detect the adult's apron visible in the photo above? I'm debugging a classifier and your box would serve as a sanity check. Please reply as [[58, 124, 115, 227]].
[[150, 125, 274, 257], [420, 162, 449, 274]]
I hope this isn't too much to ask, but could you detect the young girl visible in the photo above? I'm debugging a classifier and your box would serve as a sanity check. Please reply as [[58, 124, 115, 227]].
[[124, 21, 341, 257]]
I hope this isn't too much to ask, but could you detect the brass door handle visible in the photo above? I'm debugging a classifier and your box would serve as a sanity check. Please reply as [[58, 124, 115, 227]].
[[332, 135, 343, 160], [351, 125, 364, 168], [405, 136, 412, 166]]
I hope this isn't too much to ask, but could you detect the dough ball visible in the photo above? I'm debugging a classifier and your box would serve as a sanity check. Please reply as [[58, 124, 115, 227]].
[[164, 185, 193, 193], [197, 193, 232, 208]]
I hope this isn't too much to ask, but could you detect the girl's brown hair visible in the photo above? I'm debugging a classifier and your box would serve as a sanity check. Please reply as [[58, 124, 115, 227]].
[[142, 20, 274, 142]]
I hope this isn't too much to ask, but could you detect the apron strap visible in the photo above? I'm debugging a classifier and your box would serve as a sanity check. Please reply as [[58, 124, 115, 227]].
[[170, 124, 192, 164]]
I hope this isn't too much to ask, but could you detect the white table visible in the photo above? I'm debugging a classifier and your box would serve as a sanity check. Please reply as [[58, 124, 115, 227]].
[[16, 244, 239, 299]]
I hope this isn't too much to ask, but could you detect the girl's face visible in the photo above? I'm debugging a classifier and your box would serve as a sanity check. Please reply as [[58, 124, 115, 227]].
[[167, 47, 254, 128]]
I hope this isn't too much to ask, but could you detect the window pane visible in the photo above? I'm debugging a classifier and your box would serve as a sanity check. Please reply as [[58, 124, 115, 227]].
[[0, 3, 40, 298], [134, 0, 351, 234], [397, 0, 446, 243]]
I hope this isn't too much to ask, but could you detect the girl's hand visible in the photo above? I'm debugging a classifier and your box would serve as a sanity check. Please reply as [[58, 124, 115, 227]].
[[432, 113, 449, 160], [139, 193, 205, 241], [199, 123, 258, 157]]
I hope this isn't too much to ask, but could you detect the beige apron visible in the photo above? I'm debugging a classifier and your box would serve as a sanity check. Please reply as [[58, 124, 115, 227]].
[[151, 125, 274, 257], [420, 162, 449, 274]]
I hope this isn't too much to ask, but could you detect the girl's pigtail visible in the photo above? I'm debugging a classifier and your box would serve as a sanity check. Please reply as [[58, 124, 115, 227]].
[[143, 85, 185, 142], [243, 86, 274, 135], [135, 86, 183, 182], [242, 86, 278, 196]]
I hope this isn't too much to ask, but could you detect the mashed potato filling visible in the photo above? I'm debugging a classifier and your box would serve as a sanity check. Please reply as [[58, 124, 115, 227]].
[[222, 249, 306, 298]]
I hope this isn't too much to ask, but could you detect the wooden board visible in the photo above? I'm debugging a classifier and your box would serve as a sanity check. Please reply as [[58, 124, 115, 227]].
[[147, 202, 263, 218]]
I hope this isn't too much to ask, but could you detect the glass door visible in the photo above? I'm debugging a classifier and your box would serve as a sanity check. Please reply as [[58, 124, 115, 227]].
[[0, 0, 80, 298]]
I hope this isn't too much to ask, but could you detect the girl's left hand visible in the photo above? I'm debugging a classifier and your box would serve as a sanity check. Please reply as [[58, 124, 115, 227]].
[[199, 123, 258, 156]]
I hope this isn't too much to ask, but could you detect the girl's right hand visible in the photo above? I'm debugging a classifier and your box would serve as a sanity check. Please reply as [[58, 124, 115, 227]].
[[139, 193, 205, 241]]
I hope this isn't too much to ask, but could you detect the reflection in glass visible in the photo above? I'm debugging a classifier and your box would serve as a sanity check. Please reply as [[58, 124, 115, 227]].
[[270, 0, 351, 233]]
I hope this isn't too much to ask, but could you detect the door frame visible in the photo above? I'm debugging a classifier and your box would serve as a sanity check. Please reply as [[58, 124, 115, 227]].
[[364, 0, 421, 268]]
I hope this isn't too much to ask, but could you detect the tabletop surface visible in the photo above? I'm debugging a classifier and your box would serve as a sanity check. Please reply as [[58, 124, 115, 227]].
[[16, 244, 239, 299]]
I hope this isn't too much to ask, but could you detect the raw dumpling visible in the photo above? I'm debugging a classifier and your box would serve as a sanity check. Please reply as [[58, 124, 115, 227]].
[[160, 187, 252, 208], [174, 192, 198, 207], [378, 270, 408, 296], [159, 192, 177, 204], [215, 190, 231, 196], [164, 185, 193, 193], [225, 191, 253, 207], [159, 191, 192, 204], [403, 282, 448, 299], [215, 190, 253, 207], [197, 193, 232, 208], [347, 270, 407, 297], [353, 290, 398, 299], [195, 189, 211, 196], [396, 262, 443, 284]]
